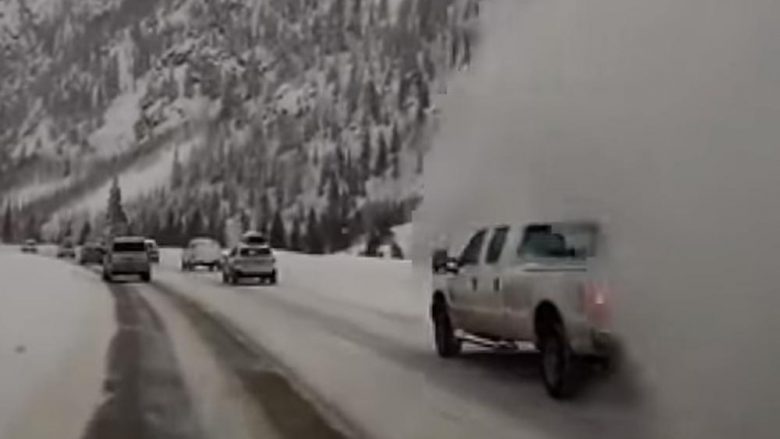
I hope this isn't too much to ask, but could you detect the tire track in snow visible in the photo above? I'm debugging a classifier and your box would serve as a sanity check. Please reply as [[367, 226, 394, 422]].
[[148, 280, 352, 439], [80, 281, 203, 439]]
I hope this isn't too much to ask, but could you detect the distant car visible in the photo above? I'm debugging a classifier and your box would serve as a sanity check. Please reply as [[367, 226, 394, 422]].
[[21, 239, 38, 253], [222, 244, 277, 285], [103, 236, 151, 283], [56, 241, 76, 258], [430, 221, 618, 399], [241, 231, 268, 246], [145, 239, 160, 263], [78, 242, 104, 265], [181, 237, 222, 271]]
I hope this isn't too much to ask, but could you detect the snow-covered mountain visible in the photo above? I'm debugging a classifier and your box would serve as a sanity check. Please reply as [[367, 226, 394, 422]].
[[0, 0, 480, 254]]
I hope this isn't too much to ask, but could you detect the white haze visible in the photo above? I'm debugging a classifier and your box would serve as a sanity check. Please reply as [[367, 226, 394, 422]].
[[415, 0, 780, 438]]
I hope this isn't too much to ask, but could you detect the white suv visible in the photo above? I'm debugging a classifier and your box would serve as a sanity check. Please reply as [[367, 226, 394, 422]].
[[430, 221, 617, 398], [222, 244, 277, 285], [103, 237, 152, 283], [181, 237, 222, 271]]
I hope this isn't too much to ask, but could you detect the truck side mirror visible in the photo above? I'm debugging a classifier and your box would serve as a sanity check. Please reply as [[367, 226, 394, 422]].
[[445, 257, 461, 274]]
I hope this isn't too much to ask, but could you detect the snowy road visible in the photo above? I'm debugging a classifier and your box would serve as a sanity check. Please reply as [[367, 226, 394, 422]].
[[0, 248, 655, 439]]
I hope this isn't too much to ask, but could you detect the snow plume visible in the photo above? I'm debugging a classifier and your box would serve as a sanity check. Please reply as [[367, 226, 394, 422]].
[[415, 0, 780, 438]]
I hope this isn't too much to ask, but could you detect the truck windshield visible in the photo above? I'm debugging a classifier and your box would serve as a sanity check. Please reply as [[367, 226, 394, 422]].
[[518, 224, 598, 259]]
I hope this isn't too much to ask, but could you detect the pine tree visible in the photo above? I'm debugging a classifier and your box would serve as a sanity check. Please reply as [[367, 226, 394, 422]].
[[289, 217, 302, 251], [2, 203, 13, 243], [171, 147, 183, 189], [360, 130, 372, 181], [78, 220, 92, 245], [187, 209, 204, 238], [416, 76, 430, 121], [305, 208, 324, 254], [106, 176, 128, 235], [270, 211, 287, 249], [375, 133, 388, 177]]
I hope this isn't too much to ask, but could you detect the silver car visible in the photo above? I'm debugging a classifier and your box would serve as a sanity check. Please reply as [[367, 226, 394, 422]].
[[102, 237, 152, 283], [430, 221, 617, 398]]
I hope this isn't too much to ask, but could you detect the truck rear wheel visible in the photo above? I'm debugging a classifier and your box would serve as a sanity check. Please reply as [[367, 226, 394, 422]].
[[432, 301, 461, 358], [539, 324, 581, 399]]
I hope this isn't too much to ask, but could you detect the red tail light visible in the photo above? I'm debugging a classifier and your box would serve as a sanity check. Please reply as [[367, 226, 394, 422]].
[[582, 281, 611, 327]]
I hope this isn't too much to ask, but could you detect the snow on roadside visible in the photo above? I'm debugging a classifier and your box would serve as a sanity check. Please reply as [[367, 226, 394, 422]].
[[0, 249, 114, 439]]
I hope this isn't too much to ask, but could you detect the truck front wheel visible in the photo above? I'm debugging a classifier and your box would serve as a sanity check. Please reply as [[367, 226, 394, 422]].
[[432, 300, 461, 358]]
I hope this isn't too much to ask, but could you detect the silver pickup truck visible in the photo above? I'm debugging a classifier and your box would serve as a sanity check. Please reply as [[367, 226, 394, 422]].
[[430, 221, 617, 398]]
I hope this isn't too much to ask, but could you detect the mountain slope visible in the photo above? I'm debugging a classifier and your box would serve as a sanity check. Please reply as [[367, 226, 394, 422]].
[[0, 0, 480, 252]]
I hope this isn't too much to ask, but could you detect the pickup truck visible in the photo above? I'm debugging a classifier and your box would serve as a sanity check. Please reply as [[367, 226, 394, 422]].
[[430, 221, 616, 398]]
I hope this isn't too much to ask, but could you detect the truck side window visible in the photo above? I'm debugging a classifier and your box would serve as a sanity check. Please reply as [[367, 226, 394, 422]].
[[459, 229, 487, 266], [485, 226, 510, 264]]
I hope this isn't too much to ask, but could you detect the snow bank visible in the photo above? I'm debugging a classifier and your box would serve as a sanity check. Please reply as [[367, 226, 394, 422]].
[[0, 249, 114, 439]]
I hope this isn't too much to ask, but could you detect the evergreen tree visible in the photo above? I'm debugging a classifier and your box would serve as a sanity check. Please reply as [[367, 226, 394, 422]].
[[171, 147, 183, 189], [360, 130, 372, 180], [270, 211, 288, 249], [416, 76, 430, 121], [25, 213, 39, 241], [78, 220, 92, 245], [390, 125, 401, 179], [106, 176, 128, 235], [2, 203, 13, 243], [305, 208, 324, 254], [187, 209, 204, 238], [375, 133, 388, 177], [289, 217, 302, 251]]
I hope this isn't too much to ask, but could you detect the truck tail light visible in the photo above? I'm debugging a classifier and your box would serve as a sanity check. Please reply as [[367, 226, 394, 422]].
[[581, 281, 611, 327]]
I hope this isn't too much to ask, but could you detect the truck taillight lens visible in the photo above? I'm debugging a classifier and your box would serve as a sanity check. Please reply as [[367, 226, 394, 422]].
[[582, 281, 611, 327]]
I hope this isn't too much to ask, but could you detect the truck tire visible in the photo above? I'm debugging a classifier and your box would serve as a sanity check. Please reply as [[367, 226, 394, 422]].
[[222, 271, 229, 284], [539, 324, 581, 399], [141, 271, 151, 283], [103, 271, 112, 283], [268, 271, 278, 285], [432, 301, 461, 358]]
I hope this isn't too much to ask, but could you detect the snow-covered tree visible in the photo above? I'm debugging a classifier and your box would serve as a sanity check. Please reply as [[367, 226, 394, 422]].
[[78, 220, 92, 245], [270, 211, 288, 249], [375, 133, 388, 177], [106, 176, 128, 235], [2, 203, 13, 243], [305, 208, 324, 254]]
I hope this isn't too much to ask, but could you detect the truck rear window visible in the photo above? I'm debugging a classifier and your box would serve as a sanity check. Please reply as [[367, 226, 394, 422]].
[[518, 224, 598, 259], [240, 247, 271, 257], [113, 242, 146, 252]]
